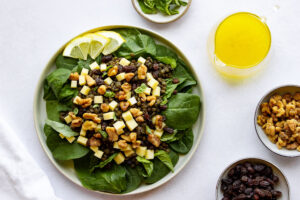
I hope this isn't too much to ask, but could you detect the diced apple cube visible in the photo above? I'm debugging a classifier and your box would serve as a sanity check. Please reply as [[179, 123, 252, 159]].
[[152, 86, 161, 96], [59, 133, 65, 139], [80, 128, 86, 136], [144, 87, 151, 95], [122, 111, 133, 121], [103, 112, 115, 120], [100, 63, 107, 71], [114, 152, 125, 164], [90, 146, 99, 153], [89, 61, 99, 70], [145, 149, 154, 160], [104, 77, 113, 85], [138, 56, 146, 64], [146, 73, 154, 81], [94, 150, 104, 159], [124, 150, 135, 157], [126, 119, 138, 131], [95, 125, 102, 132], [66, 136, 75, 143], [79, 75, 86, 86], [116, 72, 125, 81], [119, 58, 130, 66], [136, 146, 147, 157], [113, 121, 126, 135], [113, 142, 119, 149], [64, 115, 73, 124], [125, 92, 131, 100], [71, 80, 77, 88], [109, 100, 118, 111], [148, 78, 159, 89], [154, 129, 163, 138], [121, 144, 133, 151], [81, 68, 89, 76], [80, 86, 90, 95], [94, 96, 103, 104], [128, 97, 137, 106], [77, 136, 88, 146], [73, 96, 81, 105]]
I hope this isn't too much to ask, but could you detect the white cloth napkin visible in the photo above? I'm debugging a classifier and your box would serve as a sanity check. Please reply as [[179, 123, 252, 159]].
[[0, 119, 60, 200]]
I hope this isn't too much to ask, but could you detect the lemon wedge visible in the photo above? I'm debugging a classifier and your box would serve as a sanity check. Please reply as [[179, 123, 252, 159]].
[[97, 31, 125, 55], [85, 33, 110, 59], [63, 37, 91, 60]]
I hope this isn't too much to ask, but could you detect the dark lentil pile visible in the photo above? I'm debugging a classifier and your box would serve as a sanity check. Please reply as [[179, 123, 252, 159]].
[[221, 162, 282, 200], [60, 54, 176, 168]]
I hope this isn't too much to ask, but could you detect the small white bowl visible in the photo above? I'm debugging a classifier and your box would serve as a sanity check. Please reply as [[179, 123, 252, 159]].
[[216, 158, 290, 200], [254, 85, 300, 157], [131, 0, 192, 24]]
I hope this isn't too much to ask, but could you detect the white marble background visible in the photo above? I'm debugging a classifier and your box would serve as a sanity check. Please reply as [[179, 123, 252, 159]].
[[0, 0, 300, 199]]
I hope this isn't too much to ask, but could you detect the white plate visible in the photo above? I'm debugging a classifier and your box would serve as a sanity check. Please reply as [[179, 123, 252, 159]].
[[33, 25, 205, 196], [216, 158, 290, 200], [254, 85, 300, 157], [132, 0, 192, 24]]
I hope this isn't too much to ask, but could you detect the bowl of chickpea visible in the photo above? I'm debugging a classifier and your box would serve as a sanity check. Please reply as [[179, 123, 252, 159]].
[[255, 85, 300, 157]]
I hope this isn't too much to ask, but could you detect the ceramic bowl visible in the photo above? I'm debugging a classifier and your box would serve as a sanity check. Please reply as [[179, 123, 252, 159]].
[[254, 85, 300, 157], [216, 158, 290, 200], [131, 0, 192, 24], [33, 25, 205, 196]]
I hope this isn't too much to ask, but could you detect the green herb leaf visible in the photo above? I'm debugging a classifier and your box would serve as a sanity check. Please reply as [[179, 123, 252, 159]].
[[163, 93, 201, 130], [146, 125, 152, 134], [138, 0, 157, 14], [104, 91, 115, 98], [161, 77, 186, 105], [169, 128, 194, 154], [102, 72, 107, 77], [173, 59, 196, 91], [134, 83, 147, 94], [73, 107, 79, 115], [136, 156, 154, 177], [93, 104, 99, 108], [106, 65, 113, 71], [99, 130, 108, 139], [154, 150, 174, 172], [45, 119, 78, 137], [90, 153, 117, 173]]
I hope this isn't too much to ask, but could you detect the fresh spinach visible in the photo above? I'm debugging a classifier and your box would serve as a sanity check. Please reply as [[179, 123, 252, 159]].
[[169, 128, 194, 154], [145, 150, 179, 184], [45, 125, 89, 160], [45, 119, 78, 137], [134, 83, 147, 94], [155, 44, 178, 68], [90, 153, 117, 173], [163, 93, 200, 130], [58, 84, 78, 102], [154, 150, 174, 172], [46, 100, 71, 122], [43, 81, 57, 100], [46, 68, 71, 99], [156, 56, 177, 69], [55, 54, 78, 70], [136, 156, 154, 177], [173, 59, 196, 91], [77, 56, 93, 69], [160, 129, 178, 142], [122, 166, 143, 193], [161, 77, 186, 105], [74, 155, 127, 193]]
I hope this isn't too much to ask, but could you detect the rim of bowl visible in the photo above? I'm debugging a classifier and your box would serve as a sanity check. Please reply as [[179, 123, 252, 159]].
[[215, 157, 290, 200], [33, 25, 206, 196], [131, 0, 192, 24], [254, 84, 300, 158]]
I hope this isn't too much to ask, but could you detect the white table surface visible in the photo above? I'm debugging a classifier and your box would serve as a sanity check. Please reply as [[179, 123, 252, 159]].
[[1, 0, 300, 199]]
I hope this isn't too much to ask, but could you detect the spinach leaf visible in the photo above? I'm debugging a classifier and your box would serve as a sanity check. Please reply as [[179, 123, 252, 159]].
[[116, 29, 156, 59], [145, 150, 178, 184], [90, 153, 117, 173], [134, 83, 147, 94], [77, 56, 93, 69], [58, 84, 78, 102], [173, 60, 196, 91], [154, 150, 174, 172], [155, 44, 178, 68], [43, 81, 57, 100], [160, 129, 178, 142], [46, 100, 71, 122], [122, 166, 143, 193], [136, 156, 154, 177], [138, 0, 157, 14], [169, 128, 194, 154], [46, 68, 71, 99], [45, 119, 78, 137], [45, 125, 89, 160], [163, 93, 201, 130], [161, 77, 186, 105], [156, 56, 177, 68], [55, 54, 78, 70], [74, 155, 127, 193]]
